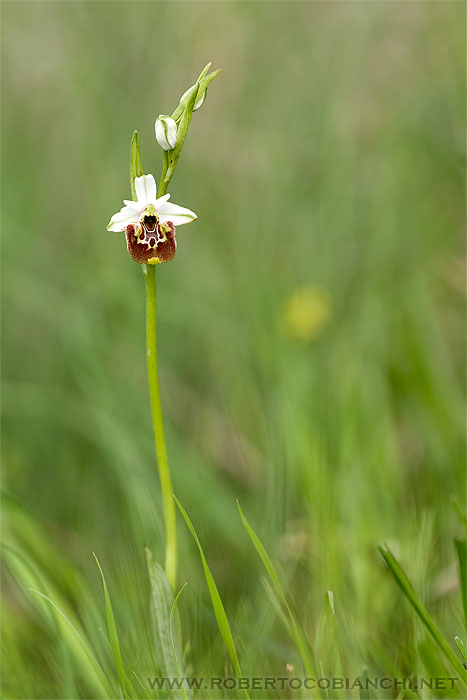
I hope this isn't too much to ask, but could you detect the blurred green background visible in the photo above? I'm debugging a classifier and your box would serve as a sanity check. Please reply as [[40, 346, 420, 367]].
[[1, 1, 465, 698]]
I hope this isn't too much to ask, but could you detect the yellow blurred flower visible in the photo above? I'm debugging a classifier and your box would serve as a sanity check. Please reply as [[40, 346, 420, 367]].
[[280, 285, 331, 342]]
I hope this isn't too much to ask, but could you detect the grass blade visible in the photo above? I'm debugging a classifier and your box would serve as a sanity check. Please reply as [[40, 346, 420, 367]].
[[93, 553, 126, 696], [237, 501, 284, 596], [237, 501, 315, 677], [455, 637, 467, 669], [454, 539, 467, 629], [2, 544, 78, 698], [132, 671, 151, 700], [452, 498, 467, 530], [174, 497, 246, 685], [315, 590, 342, 683], [358, 668, 370, 700], [29, 589, 115, 698], [377, 542, 467, 680], [262, 578, 293, 637]]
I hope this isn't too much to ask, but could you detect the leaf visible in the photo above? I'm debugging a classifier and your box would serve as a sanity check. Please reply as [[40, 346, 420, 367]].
[[93, 553, 127, 696], [130, 131, 143, 200], [174, 497, 246, 684], [29, 589, 115, 698], [377, 542, 467, 680], [145, 547, 185, 697], [454, 539, 467, 629]]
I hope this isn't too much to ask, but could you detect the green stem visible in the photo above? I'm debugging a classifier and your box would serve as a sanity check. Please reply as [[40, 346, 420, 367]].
[[144, 263, 177, 590], [158, 151, 169, 197]]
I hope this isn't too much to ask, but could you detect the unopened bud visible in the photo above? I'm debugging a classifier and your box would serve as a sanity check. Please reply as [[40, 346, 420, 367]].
[[155, 116, 177, 151], [179, 85, 206, 112]]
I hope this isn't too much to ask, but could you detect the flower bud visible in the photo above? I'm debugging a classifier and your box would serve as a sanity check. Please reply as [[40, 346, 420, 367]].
[[179, 86, 206, 112], [155, 116, 177, 151]]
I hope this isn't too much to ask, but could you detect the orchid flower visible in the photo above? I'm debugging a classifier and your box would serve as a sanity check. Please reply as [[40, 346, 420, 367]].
[[107, 173, 196, 264]]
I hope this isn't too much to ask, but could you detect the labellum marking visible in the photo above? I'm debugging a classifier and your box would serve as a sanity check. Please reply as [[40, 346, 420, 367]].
[[132, 211, 171, 252]]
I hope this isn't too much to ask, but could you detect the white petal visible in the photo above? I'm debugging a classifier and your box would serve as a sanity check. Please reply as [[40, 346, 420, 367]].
[[158, 200, 197, 226], [123, 199, 142, 210], [135, 174, 158, 206], [111, 204, 139, 221], [154, 193, 171, 207], [107, 205, 139, 232]]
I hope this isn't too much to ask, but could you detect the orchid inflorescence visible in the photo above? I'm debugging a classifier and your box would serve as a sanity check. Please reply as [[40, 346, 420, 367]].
[[107, 62, 220, 265]]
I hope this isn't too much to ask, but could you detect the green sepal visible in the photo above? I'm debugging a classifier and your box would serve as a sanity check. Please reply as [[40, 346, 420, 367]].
[[130, 131, 143, 200]]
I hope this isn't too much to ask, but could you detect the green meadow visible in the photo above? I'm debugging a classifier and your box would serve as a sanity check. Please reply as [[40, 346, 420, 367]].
[[1, 2, 465, 698]]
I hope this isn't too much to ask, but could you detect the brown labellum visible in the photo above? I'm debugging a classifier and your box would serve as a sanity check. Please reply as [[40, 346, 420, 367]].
[[125, 220, 176, 264]]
